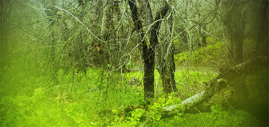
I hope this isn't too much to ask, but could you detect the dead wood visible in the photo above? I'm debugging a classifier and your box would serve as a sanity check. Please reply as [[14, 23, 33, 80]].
[[161, 56, 268, 124]]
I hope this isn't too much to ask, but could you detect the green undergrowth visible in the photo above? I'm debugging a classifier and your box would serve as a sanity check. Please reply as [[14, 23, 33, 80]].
[[0, 66, 265, 126], [152, 104, 266, 126], [174, 37, 226, 66], [174, 69, 217, 99]]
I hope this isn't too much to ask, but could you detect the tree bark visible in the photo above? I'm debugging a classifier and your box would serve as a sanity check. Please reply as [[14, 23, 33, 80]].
[[128, 0, 152, 104], [143, 0, 178, 95], [157, 7, 178, 94], [199, 25, 206, 47], [129, 0, 171, 104], [0, 0, 10, 80], [147, 1, 171, 102], [231, 26, 244, 64], [256, 1, 268, 56], [223, 0, 246, 64]]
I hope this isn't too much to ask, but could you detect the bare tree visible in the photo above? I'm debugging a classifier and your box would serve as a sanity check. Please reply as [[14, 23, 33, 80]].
[[128, 0, 172, 103], [155, 0, 178, 94]]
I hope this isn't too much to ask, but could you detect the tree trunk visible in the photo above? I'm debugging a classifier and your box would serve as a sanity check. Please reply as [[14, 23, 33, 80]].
[[128, 0, 152, 103], [256, 1, 268, 56], [158, 8, 178, 94], [129, 0, 171, 104], [0, 0, 10, 80], [147, 1, 171, 102], [201, 25, 206, 47], [231, 27, 244, 64], [224, 0, 246, 64], [144, 0, 178, 95]]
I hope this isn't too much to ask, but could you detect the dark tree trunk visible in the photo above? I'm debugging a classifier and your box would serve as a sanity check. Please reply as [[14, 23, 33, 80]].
[[231, 27, 244, 64], [159, 48, 178, 94], [0, 0, 9, 80], [129, 0, 170, 104], [198, 25, 206, 47], [256, 1, 268, 56], [128, 0, 152, 103], [147, 1, 171, 102], [224, 1, 246, 64], [201, 25, 207, 47], [144, 0, 178, 95], [159, 7, 178, 94]]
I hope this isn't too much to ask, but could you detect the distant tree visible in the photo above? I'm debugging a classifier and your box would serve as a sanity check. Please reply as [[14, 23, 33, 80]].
[[255, 1, 268, 56], [222, 0, 247, 64], [0, 0, 11, 80]]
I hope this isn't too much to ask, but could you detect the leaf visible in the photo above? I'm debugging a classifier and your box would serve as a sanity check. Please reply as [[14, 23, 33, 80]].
[[93, 43, 102, 54], [57, 11, 62, 15], [112, 109, 118, 114]]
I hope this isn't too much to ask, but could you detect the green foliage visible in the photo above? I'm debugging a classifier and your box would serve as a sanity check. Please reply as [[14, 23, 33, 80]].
[[64, 102, 87, 124], [1, 1, 267, 126], [209, 104, 247, 126], [1, 66, 266, 126], [210, 104, 229, 125], [173, 39, 180, 45], [148, 93, 183, 123], [110, 93, 183, 127], [174, 37, 225, 66], [0, 47, 266, 127], [117, 108, 145, 127], [245, 67, 268, 102], [152, 106, 264, 127], [174, 69, 216, 98], [0, 88, 70, 126]]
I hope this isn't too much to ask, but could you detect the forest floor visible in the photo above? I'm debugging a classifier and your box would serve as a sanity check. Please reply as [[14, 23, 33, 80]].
[[1, 66, 267, 126], [175, 65, 218, 73], [1, 40, 267, 126]]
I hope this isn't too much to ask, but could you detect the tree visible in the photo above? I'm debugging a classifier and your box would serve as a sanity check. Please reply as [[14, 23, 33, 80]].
[[159, 0, 269, 124], [155, 0, 178, 94], [0, 0, 11, 80], [161, 56, 268, 124], [256, 1, 268, 56], [222, 0, 247, 64], [128, 0, 172, 103]]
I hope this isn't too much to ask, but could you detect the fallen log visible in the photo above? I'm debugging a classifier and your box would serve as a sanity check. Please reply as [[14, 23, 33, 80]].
[[161, 56, 268, 124], [161, 78, 227, 118]]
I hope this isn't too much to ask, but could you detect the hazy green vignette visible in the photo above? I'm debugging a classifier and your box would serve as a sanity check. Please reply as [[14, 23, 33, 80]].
[[0, 0, 268, 127]]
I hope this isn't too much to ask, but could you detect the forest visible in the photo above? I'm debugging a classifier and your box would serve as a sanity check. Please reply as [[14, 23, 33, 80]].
[[0, 0, 268, 126]]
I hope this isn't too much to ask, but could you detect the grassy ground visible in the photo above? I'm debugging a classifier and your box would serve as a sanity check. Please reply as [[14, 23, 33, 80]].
[[1, 37, 266, 126], [1, 66, 267, 126]]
